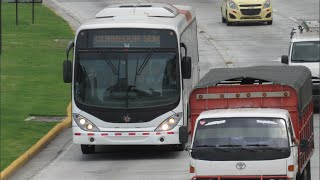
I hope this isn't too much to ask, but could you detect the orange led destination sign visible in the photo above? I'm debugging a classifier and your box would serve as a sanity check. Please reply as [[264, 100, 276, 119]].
[[92, 35, 161, 48]]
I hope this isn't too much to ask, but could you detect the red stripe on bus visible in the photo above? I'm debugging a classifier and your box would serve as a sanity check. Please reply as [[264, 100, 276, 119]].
[[129, 133, 136, 136], [178, 9, 192, 23], [87, 133, 94, 136], [167, 132, 174, 134], [115, 133, 122, 136], [75, 133, 81, 136], [142, 132, 149, 135], [101, 133, 108, 136], [156, 132, 161, 135]]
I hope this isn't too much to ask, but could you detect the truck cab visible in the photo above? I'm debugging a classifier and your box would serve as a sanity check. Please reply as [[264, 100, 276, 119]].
[[187, 66, 314, 180], [190, 108, 301, 179], [281, 20, 320, 111]]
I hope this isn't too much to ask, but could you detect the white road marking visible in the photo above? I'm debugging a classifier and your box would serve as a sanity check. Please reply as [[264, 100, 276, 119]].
[[198, 25, 233, 67], [289, 17, 298, 23], [30, 140, 73, 180]]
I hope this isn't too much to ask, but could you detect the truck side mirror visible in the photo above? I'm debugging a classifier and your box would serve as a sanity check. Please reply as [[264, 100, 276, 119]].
[[281, 55, 289, 64], [300, 139, 308, 152], [63, 60, 72, 83], [182, 56, 191, 79], [179, 126, 189, 144]]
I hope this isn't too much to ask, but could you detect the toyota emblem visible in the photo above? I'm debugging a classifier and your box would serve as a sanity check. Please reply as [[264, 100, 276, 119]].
[[236, 162, 246, 170]]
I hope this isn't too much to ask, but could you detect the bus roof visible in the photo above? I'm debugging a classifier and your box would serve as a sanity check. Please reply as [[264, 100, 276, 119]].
[[76, 3, 196, 35]]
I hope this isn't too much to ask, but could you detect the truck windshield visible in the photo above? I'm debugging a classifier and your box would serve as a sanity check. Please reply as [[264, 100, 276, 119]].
[[74, 50, 180, 109], [292, 41, 320, 62], [193, 117, 289, 149]]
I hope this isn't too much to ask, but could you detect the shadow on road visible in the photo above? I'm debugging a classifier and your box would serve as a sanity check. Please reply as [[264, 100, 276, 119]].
[[78, 145, 185, 161]]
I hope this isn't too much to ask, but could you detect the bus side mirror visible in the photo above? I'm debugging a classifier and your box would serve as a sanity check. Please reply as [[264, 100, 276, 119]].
[[66, 41, 74, 59], [179, 126, 188, 144], [63, 60, 72, 83], [182, 56, 191, 79], [63, 41, 74, 83], [281, 55, 289, 64], [300, 139, 308, 152]]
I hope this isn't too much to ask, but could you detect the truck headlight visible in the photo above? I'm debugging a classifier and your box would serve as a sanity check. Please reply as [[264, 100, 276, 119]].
[[263, 0, 271, 8], [155, 112, 182, 131], [73, 113, 100, 132], [229, 0, 238, 10]]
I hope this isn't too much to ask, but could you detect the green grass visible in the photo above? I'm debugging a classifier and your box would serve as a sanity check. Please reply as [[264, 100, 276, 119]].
[[0, 3, 73, 171]]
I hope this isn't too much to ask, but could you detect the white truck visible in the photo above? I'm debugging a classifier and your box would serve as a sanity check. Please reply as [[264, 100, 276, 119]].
[[185, 66, 314, 180], [281, 20, 319, 111]]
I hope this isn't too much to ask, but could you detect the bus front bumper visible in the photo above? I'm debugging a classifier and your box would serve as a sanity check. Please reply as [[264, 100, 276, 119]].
[[72, 126, 181, 145]]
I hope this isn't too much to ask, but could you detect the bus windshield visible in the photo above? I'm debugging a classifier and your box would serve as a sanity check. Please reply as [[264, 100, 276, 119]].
[[193, 117, 289, 149], [292, 41, 320, 62], [74, 29, 180, 109], [75, 49, 180, 109]]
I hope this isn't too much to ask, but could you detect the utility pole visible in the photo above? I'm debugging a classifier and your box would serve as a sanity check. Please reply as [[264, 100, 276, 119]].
[[15, 0, 18, 25], [32, 0, 34, 24]]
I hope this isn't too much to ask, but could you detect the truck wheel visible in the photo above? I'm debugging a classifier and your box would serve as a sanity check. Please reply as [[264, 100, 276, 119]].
[[81, 145, 95, 154], [298, 161, 311, 180], [304, 161, 311, 180]]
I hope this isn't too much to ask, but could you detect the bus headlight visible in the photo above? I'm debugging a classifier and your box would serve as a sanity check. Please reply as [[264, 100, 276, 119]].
[[73, 113, 100, 132], [155, 112, 182, 131]]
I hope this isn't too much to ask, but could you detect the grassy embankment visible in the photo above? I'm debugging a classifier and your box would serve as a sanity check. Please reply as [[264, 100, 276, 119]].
[[0, 3, 73, 171]]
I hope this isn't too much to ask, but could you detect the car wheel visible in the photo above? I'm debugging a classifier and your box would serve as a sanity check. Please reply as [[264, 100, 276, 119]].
[[221, 9, 226, 23], [226, 12, 232, 26], [267, 20, 273, 25], [81, 144, 95, 154]]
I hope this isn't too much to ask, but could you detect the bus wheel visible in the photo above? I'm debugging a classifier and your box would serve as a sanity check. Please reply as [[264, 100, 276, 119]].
[[81, 145, 95, 154], [172, 144, 185, 151]]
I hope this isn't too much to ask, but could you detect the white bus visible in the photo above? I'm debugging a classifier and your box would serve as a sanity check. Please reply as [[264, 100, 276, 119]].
[[63, 3, 199, 154]]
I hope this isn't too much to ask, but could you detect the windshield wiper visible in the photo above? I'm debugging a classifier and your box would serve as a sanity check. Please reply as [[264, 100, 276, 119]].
[[246, 144, 268, 147], [194, 145, 231, 152], [137, 48, 153, 75], [218, 144, 242, 147], [217, 144, 258, 152], [292, 59, 319, 62], [246, 144, 288, 151], [127, 86, 152, 96], [98, 48, 118, 75]]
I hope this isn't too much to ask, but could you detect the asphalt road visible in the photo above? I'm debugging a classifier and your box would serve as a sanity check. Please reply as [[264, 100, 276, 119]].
[[10, 0, 319, 179]]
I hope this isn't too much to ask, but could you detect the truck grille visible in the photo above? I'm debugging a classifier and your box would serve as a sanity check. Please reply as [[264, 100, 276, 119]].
[[240, 9, 261, 15]]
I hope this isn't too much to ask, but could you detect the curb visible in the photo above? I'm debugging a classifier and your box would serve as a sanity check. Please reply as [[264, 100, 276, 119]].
[[0, 103, 71, 180]]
